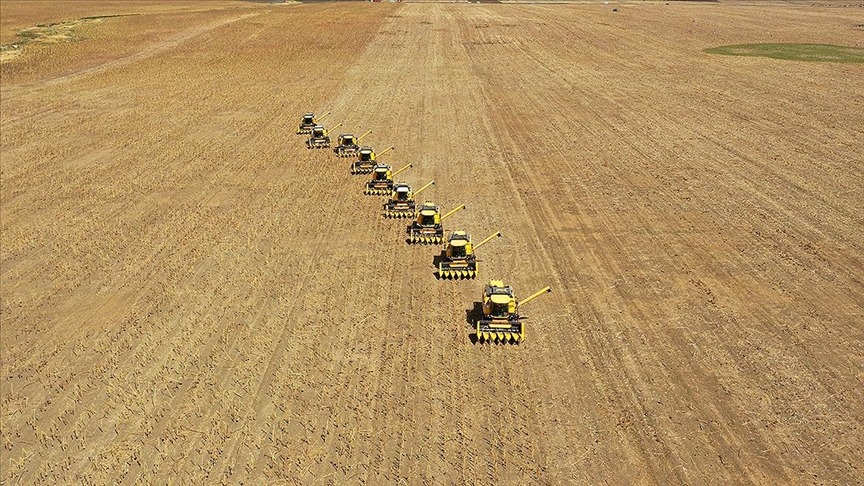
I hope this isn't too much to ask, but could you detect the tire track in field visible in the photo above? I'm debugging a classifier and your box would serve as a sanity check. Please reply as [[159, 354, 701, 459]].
[[456, 3, 860, 482], [470, 5, 760, 478], [2, 4, 392, 483], [528, 11, 860, 482], [274, 5, 554, 483]]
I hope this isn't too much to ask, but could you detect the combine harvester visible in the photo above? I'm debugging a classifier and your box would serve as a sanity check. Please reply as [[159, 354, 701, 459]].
[[383, 181, 435, 218], [364, 163, 412, 195], [351, 146, 394, 175], [406, 202, 465, 244], [333, 129, 372, 158], [476, 281, 552, 344], [297, 111, 330, 135], [437, 231, 501, 279], [306, 123, 342, 149]]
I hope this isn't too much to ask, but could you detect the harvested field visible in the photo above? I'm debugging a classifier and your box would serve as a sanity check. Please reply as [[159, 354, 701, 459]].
[[2, 0, 863, 484]]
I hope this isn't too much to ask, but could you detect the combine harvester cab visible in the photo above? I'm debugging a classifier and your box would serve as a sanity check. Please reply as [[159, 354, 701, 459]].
[[364, 163, 412, 196], [334, 129, 372, 157], [297, 111, 330, 135], [383, 180, 434, 218], [407, 202, 465, 245], [351, 146, 393, 175], [476, 281, 551, 344], [306, 122, 341, 149], [438, 231, 501, 279]]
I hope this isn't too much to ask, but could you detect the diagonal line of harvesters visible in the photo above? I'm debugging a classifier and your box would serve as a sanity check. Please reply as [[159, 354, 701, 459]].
[[298, 112, 552, 344]]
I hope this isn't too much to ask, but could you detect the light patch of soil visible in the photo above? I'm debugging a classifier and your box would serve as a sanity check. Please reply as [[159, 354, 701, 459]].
[[0, 17, 117, 63]]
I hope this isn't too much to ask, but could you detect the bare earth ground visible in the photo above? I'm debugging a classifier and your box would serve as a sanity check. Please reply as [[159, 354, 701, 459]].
[[2, 1, 863, 484]]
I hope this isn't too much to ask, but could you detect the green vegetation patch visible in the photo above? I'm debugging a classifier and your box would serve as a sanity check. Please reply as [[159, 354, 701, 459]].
[[1, 14, 137, 63], [705, 43, 864, 63]]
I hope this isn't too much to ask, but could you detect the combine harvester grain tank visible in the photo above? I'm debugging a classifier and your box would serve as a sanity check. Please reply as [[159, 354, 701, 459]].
[[437, 231, 501, 279], [364, 163, 412, 195], [306, 122, 342, 149], [334, 129, 372, 157], [407, 202, 465, 245], [383, 180, 435, 218], [476, 281, 552, 344], [297, 111, 330, 135], [351, 146, 394, 175]]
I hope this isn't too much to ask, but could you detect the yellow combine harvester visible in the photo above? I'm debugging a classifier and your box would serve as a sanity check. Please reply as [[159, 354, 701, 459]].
[[297, 111, 330, 135], [364, 163, 412, 196], [476, 281, 552, 343], [406, 202, 465, 244], [306, 123, 342, 149], [350, 146, 394, 175], [383, 181, 435, 218], [437, 231, 501, 279], [333, 129, 372, 157]]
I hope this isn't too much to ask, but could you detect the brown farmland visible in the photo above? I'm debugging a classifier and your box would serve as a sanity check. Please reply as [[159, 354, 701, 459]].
[[2, 0, 863, 483]]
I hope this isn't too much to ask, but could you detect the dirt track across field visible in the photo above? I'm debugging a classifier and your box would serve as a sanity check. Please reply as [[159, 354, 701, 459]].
[[2, 1, 863, 483]]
